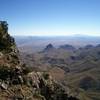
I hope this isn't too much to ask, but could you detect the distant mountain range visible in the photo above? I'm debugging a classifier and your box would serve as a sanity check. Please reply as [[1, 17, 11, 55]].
[[14, 35, 100, 99], [19, 42, 100, 100], [14, 35, 100, 53]]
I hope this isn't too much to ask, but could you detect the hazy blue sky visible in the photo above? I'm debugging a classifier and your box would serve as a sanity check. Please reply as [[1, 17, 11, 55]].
[[0, 0, 100, 36]]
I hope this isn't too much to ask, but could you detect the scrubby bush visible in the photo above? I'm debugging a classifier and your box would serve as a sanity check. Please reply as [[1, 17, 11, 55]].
[[79, 76, 96, 90], [22, 64, 34, 75], [0, 65, 11, 80], [43, 72, 49, 80], [0, 21, 15, 53]]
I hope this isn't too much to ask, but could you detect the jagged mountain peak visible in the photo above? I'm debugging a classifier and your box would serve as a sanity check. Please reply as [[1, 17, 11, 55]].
[[43, 43, 55, 52]]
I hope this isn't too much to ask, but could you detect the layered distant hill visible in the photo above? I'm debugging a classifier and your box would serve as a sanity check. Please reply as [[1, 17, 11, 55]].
[[19, 43, 100, 100], [14, 35, 100, 53]]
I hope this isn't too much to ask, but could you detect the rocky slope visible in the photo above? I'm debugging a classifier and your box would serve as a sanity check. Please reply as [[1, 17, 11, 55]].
[[0, 21, 79, 100]]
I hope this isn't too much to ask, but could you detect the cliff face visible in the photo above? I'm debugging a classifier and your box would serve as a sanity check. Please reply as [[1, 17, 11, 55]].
[[0, 21, 79, 100]]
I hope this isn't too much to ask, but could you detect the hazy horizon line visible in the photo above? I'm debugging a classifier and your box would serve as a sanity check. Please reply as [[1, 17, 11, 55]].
[[12, 34, 100, 37]]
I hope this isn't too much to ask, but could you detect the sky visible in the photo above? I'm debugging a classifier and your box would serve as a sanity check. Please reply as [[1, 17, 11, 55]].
[[0, 0, 100, 36]]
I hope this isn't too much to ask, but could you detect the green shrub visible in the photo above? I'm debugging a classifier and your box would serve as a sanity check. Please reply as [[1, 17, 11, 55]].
[[22, 65, 34, 75], [43, 72, 49, 80], [0, 65, 11, 80]]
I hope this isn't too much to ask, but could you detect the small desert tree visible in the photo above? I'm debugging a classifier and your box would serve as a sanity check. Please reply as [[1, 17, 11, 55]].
[[0, 21, 15, 52], [0, 21, 8, 35]]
